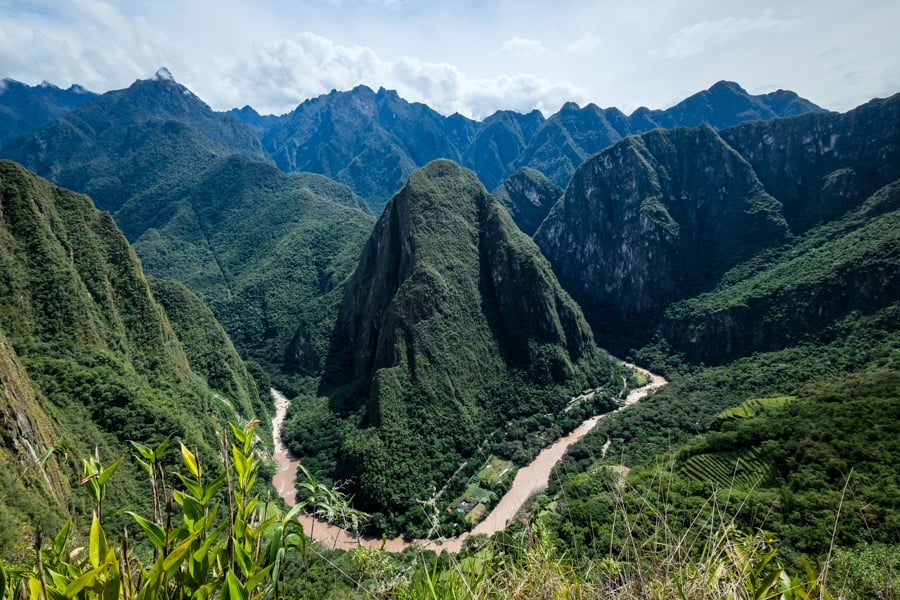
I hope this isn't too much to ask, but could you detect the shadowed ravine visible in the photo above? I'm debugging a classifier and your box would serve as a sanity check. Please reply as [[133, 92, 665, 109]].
[[270, 362, 667, 553]]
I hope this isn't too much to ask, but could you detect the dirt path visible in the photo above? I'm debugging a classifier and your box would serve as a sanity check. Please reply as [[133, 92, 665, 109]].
[[269, 362, 666, 554]]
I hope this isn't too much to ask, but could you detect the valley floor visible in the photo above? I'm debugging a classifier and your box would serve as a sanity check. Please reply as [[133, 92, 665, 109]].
[[269, 362, 667, 553]]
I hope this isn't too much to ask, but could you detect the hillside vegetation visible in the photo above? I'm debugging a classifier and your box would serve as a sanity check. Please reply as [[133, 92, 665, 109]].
[[0, 161, 262, 557], [0, 71, 896, 598], [292, 160, 631, 536]]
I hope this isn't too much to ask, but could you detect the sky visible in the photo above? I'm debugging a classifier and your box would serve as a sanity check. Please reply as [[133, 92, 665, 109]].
[[1, 0, 898, 119]]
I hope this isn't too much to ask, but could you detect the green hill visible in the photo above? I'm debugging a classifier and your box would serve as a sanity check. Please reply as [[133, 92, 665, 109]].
[[0, 160, 260, 555], [131, 155, 375, 377], [303, 160, 628, 533]]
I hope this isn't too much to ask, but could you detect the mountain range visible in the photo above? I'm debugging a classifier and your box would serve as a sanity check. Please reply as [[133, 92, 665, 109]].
[[3, 72, 824, 214], [536, 93, 900, 358], [0, 78, 96, 147], [1, 66, 897, 557], [0, 72, 825, 379], [246, 80, 825, 210]]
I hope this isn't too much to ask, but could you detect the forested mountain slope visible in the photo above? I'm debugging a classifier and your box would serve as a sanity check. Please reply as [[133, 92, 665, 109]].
[[0, 160, 260, 556], [252, 81, 824, 210], [301, 160, 628, 530], [131, 155, 375, 376], [0, 72, 376, 378], [1, 69, 269, 215], [535, 93, 900, 357]]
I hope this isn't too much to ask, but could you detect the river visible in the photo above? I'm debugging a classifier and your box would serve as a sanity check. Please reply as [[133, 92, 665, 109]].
[[269, 362, 666, 553]]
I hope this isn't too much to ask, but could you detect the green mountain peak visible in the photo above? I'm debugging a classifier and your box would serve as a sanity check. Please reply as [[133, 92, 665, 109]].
[[311, 159, 622, 525]]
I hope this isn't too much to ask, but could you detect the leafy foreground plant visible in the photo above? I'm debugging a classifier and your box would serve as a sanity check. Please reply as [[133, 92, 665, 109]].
[[0, 421, 307, 600]]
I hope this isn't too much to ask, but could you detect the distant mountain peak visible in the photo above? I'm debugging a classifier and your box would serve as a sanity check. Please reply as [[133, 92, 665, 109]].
[[154, 67, 175, 82], [708, 80, 746, 93]]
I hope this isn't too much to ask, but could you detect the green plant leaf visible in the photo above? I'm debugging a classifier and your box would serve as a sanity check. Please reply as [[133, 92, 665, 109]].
[[223, 570, 248, 600], [52, 518, 72, 557], [134, 455, 151, 476], [65, 566, 99, 597], [126, 511, 166, 551], [89, 511, 107, 569], [98, 455, 123, 485], [173, 489, 205, 526], [233, 544, 252, 578], [245, 564, 273, 593], [162, 528, 203, 577], [754, 568, 783, 600], [130, 440, 154, 461], [154, 434, 173, 459], [202, 472, 227, 505], [175, 472, 205, 500], [181, 443, 201, 479], [231, 445, 249, 482]]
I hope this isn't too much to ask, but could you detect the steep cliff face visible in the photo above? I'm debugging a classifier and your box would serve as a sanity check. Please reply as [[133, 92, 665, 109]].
[[493, 167, 563, 236], [661, 179, 900, 361], [0, 160, 191, 376], [0, 161, 262, 549], [318, 159, 618, 517], [0, 328, 70, 551], [535, 126, 789, 339], [326, 159, 597, 391], [721, 94, 900, 234], [535, 94, 900, 361]]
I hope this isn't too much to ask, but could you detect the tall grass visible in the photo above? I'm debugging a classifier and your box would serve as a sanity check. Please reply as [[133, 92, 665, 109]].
[[388, 470, 844, 600]]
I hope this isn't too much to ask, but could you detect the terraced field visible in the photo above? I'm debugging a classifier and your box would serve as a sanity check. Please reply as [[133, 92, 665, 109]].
[[680, 447, 772, 489], [713, 396, 796, 424]]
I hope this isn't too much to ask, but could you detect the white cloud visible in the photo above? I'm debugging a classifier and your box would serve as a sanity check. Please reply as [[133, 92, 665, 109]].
[[501, 37, 546, 57], [654, 12, 798, 60], [0, 0, 176, 91], [0, 0, 896, 120], [224, 32, 585, 118], [566, 34, 601, 55]]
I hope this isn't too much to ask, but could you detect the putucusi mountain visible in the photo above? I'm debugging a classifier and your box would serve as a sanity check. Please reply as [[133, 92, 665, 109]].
[[305, 160, 628, 527]]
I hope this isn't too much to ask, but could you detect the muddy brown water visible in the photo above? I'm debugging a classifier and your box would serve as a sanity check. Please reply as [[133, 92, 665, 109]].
[[269, 363, 666, 553]]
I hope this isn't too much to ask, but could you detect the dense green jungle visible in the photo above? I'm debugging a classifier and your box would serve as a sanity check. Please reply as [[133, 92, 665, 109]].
[[0, 74, 897, 598]]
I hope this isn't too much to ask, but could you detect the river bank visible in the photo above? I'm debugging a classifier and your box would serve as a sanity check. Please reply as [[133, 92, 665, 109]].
[[269, 362, 666, 553]]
